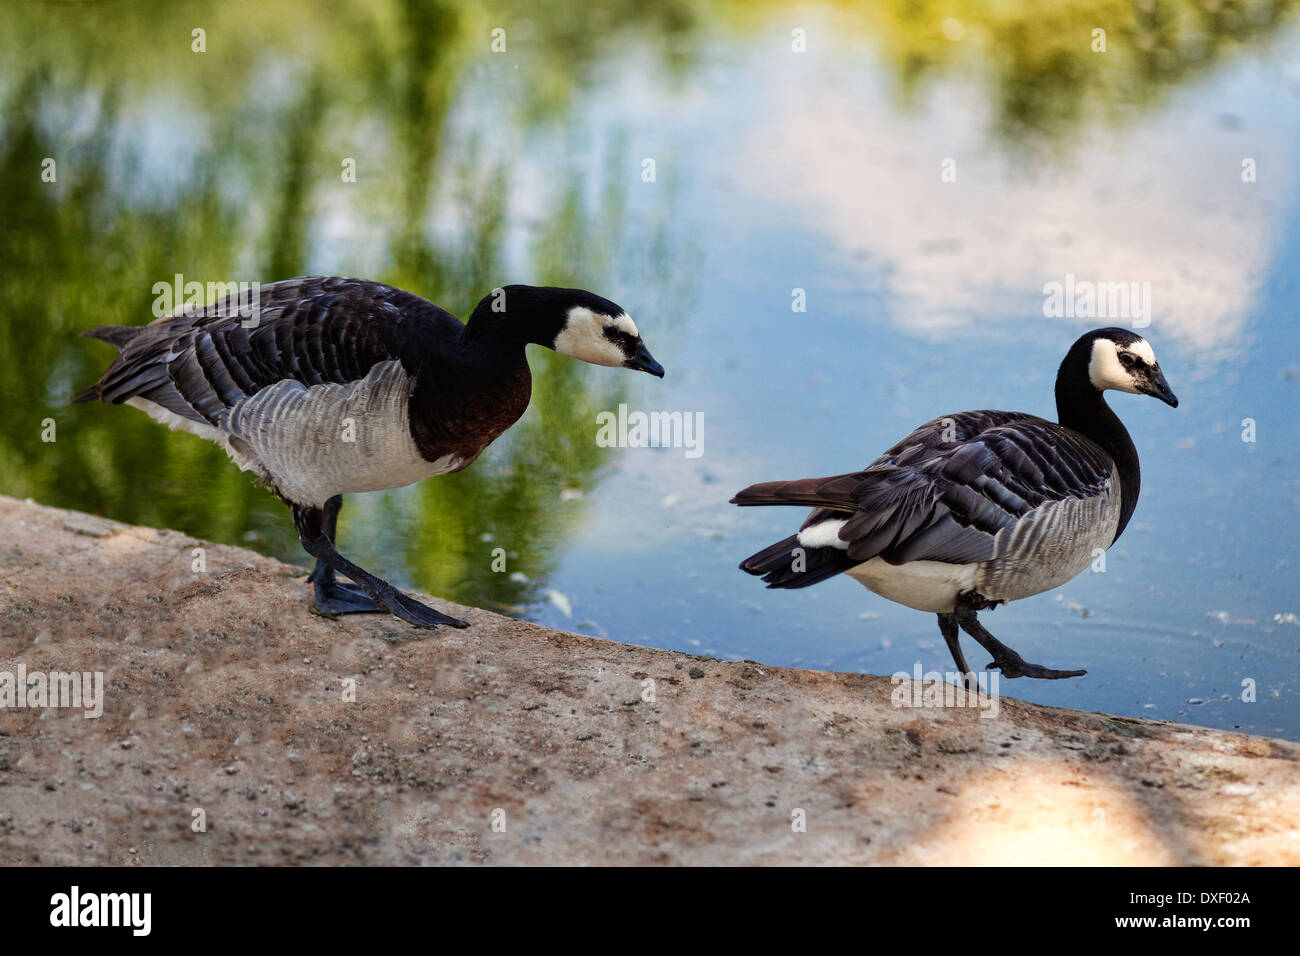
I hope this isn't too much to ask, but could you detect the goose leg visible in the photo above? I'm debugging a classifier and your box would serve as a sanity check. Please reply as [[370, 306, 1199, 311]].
[[304, 496, 378, 614], [937, 612, 978, 692], [292, 502, 469, 629], [954, 606, 1086, 680]]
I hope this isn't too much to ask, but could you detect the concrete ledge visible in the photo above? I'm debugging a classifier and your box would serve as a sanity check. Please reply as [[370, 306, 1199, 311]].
[[0, 495, 1296, 865]]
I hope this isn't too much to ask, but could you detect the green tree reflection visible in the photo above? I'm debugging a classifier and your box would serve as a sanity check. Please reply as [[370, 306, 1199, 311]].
[[1, 0, 1291, 616]]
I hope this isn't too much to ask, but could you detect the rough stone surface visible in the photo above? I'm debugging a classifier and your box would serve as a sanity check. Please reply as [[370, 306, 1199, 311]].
[[0, 495, 1296, 865]]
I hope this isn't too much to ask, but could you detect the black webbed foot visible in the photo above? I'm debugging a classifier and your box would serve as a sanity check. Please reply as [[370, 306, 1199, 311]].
[[953, 605, 1087, 682], [374, 582, 470, 629], [295, 500, 470, 631], [984, 649, 1087, 681], [311, 577, 384, 617]]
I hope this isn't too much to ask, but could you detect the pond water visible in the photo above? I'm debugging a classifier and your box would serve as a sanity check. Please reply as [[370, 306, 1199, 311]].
[[3, 1, 1298, 738]]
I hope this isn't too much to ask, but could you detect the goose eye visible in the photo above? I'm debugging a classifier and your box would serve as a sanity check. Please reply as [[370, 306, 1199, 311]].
[[1119, 352, 1138, 369]]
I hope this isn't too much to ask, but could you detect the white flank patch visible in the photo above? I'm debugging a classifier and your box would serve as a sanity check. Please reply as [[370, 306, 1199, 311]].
[[553, 306, 630, 367], [797, 518, 849, 549]]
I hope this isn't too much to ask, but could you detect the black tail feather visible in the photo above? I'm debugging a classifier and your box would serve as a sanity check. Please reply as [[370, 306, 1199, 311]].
[[81, 325, 141, 350], [75, 325, 146, 404], [739, 533, 856, 589], [730, 475, 861, 511], [739, 534, 801, 575]]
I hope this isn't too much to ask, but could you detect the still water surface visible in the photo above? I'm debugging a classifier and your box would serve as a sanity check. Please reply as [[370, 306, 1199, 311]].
[[3, 1, 1297, 737]]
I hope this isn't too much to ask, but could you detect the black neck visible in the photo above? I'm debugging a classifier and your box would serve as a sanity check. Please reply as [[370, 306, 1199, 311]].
[[462, 295, 562, 352], [1055, 357, 1140, 543]]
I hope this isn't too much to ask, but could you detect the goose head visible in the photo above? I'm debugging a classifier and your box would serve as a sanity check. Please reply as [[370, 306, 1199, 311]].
[[1080, 327, 1178, 407], [478, 285, 664, 377], [553, 298, 665, 377]]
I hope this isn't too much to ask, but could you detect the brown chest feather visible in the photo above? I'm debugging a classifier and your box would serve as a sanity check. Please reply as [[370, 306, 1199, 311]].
[[407, 362, 532, 468]]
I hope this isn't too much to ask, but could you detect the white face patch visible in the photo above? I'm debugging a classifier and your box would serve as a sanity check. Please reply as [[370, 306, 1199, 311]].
[[1087, 336, 1157, 393], [553, 306, 635, 367]]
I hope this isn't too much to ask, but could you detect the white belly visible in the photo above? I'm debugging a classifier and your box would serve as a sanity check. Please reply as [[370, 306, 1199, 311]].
[[846, 558, 977, 613]]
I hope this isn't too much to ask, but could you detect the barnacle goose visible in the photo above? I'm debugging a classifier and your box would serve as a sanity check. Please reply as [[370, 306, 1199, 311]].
[[76, 276, 664, 629], [733, 328, 1177, 682]]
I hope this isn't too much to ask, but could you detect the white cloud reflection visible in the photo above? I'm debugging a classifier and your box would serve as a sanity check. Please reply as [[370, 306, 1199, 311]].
[[737, 47, 1298, 359]]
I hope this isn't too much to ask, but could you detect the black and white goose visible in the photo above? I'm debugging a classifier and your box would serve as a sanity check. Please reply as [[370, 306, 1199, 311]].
[[76, 276, 664, 629], [732, 328, 1177, 681]]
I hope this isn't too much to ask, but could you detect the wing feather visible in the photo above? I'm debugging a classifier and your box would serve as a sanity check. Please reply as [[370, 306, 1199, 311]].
[[734, 410, 1116, 571], [77, 277, 464, 427]]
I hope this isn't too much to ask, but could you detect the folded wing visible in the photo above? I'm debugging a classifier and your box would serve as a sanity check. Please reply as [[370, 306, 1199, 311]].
[[735, 410, 1115, 586], [75, 277, 459, 426]]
